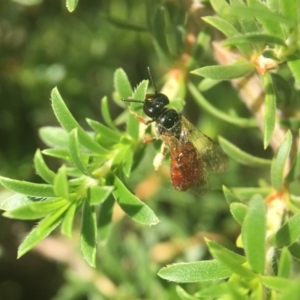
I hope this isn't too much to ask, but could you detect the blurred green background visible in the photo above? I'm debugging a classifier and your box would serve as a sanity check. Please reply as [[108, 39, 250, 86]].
[[0, 0, 272, 299]]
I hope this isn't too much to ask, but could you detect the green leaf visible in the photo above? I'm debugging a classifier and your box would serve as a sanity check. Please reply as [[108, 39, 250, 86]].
[[242, 194, 266, 273], [218, 136, 272, 167], [66, 0, 78, 12], [263, 73, 276, 149], [270, 213, 300, 248], [195, 282, 228, 298], [86, 119, 121, 143], [0, 194, 33, 211], [202, 16, 251, 56], [100, 96, 119, 131], [158, 260, 232, 283], [69, 129, 93, 177], [81, 198, 97, 267], [276, 275, 300, 300], [206, 238, 246, 264], [88, 185, 114, 205], [278, 247, 292, 278], [280, 0, 299, 27], [191, 61, 255, 80], [229, 1, 259, 35], [18, 205, 67, 258], [53, 165, 69, 199], [247, 0, 284, 39], [261, 276, 291, 291], [3, 198, 68, 220], [223, 185, 241, 204], [34, 149, 55, 184], [271, 130, 292, 190], [114, 68, 133, 99], [39, 126, 69, 148], [151, 6, 171, 62], [112, 176, 159, 226], [232, 187, 272, 201], [0, 176, 56, 197], [97, 195, 115, 241], [228, 6, 295, 27], [289, 242, 300, 261], [188, 83, 257, 128], [61, 202, 77, 237], [51, 88, 108, 155], [126, 79, 148, 140], [288, 56, 300, 86], [42, 148, 71, 161], [206, 239, 254, 278], [176, 286, 199, 300], [230, 202, 248, 224], [223, 33, 286, 47]]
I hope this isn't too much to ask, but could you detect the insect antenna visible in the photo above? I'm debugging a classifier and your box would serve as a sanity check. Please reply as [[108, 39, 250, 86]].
[[147, 66, 158, 96], [122, 99, 144, 103]]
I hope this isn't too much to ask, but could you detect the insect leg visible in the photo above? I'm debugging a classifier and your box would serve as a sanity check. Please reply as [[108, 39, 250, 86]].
[[153, 143, 168, 171], [128, 110, 154, 125]]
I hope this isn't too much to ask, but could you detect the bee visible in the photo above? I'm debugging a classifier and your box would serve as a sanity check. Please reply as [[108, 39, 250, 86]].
[[122, 67, 229, 194]]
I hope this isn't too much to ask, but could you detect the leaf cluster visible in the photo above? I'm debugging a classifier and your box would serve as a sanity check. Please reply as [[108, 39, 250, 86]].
[[0, 69, 159, 267]]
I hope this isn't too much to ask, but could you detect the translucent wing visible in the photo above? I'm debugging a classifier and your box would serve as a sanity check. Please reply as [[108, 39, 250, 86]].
[[179, 116, 229, 173], [160, 132, 208, 195]]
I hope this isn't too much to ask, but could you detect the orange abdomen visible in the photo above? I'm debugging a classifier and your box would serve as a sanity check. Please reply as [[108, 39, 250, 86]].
[[170, 141, 203, 191]]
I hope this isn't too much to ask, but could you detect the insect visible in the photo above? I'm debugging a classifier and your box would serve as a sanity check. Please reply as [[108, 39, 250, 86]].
[[122, 67, 229, 194]]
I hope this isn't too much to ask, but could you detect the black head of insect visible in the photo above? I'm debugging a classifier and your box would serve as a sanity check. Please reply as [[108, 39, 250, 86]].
[[122, 67, 170, 120]]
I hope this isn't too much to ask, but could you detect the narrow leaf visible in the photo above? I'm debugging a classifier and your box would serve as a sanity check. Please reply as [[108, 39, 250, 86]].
[[271, 130, 292, 190], [278, 247, 292, 278], [51, 88, 108, 155], [270, 213, 300, 248], [205, 239, 254, 278], [53, 165, 69, 199], [114, 68, 133, 99], [188, 83, 257, 128], [126, 79, 148, 140], [158, 260, 232, 283], [0, 194, 32, 211], [100, 96, 119, 130], [223, 185, 241, 204], [202, 16, 251, 56], [86, 119, 121, 142], [66, 0, 78, 12], [232, 187, 272, 200], [42, 148, 71, 161], [261, 276, 291, 291], [97, 196, 114, 241], [88, 186, 114, 205], [39, 126, 69, 148], [113, 176, 159, 226], [263, 73, 276, 149], [61, 202, 77, 237], [276, 276, 300, 300], [230, 202, 248, 224], [0, 176, 55, 197], [288, 56, 300, 86], [223, 33, 286, 47], [18, 205, 67, 258], [3, 198, 68, 220], [81, 198, 97, 267], [219, 136, 272, 167], [191, 61, 255, 80], [247, 0, 284, 39], [289, 242, 300, 261], [34, 149, 55, 184], [242, 194, 266, 273], [69, 129, 93, 177], [176, 286, 199, 300]]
